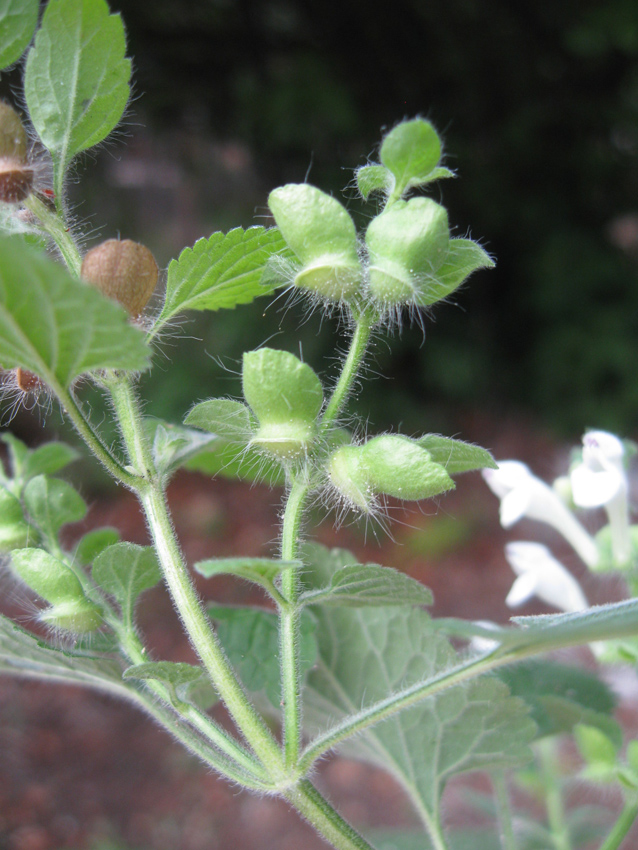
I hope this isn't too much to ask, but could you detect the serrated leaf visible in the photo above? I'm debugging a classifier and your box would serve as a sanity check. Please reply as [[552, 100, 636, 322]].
[[23, 442, 80, 479], [24, 0, 131, 189], [300, 563, 433, 608], [92, 543, 161, 629], [417, 435, 497, 474], [157, 226, 286, 329], [356, 165, 392, 200], [23, 474, 86, 542], [194, 557, 298, 594], [0, 612, 124, 688], [300, 545, 534, 821], [0, 0, 38, 69], [184, 399, 255, 441], [209, 605, 317, 708], [0, 237, 150, 387], [74, 526, 120, 565], [416, 238, 494, 307]]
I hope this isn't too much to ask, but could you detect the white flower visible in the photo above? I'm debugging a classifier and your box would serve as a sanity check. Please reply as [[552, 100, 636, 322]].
[[482, 461, 599, 568], [571, 430, 631, 565], [504, 541, 588, 612]]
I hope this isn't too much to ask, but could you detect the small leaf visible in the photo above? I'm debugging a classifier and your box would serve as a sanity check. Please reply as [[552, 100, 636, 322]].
[[149, 420, 217, 476], [184, 437, 285, 485], [209, 605, 317, 708], [0, 237, 150, 387], [124, 660, 203, 686], [23, 442, 80, 479], [184, 399, 255, 441], [158, 226, 286, 329], [24, 0, 131, 185], [11, 548, 86, 604], [416, 238, 494, 307], [356, 165, 392, 200], [23, 475, 86, 542], [0, 0, 39, 70], [92, 543, 161, 628], [574, 724, 619, 766], [74, 527, 120, 565], [0, 486, 29, 551], [380, 119, 442, 196], [300, 563, 433, 608], [417, 435, 497, 474], [194, 556, 298, 589]]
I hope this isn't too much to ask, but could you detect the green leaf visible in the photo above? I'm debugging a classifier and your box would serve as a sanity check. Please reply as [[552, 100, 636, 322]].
[[157, 226, 286, 329], [380, 118, 443, 196], [417, 435, 497, 474], [209, 605, 317, 708], [194, 556, 299, 591], [300, 562, 433, 608], [24, 0, 131, 187], [496, 660, 618, 741], [356, 165, 392, 200], [23, 442, 80, 479], [574, 724, 619, 766], [23, 475, 86, 542], [149, 420, 217, 477], [0, 486, 29, 551], [124, 660, 203, 686], [300, 545, 535, 820], [184, 399, 255, 441], [92, 543, 161, 628], [11, 547, 87, 604], [0, 612, 124, 688], [0, 0, 39, 70], [0, 237, 150, 387], [184, 437, 285, 485], [73, 526, 120, 565], [416, 238, 494, 307]]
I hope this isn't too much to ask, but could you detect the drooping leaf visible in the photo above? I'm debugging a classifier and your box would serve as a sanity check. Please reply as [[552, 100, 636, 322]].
[[417, 435, 497, 475], [195, 557, 298, 595], [0, 238, 150, 387], [209, 605, 317, 708], [356, 165, 392, 200], [73, 526, 120, 565], [300, 562, 433, 608], [24, 0, 131, 188], [0, 612, 124, 688], [92, 542, 161, 629], [23, 475, 86, 543], [157, 226, 287, 329], [184, 399, 255, 441], [0, 0, 38, 69], [300, 545, 535, 822]]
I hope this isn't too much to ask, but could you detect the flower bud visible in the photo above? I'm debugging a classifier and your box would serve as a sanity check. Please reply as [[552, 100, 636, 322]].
[[0, 103, 33, 203], [39, 598, 103, 633], [81, 239, 159, 317], [15, 368, 42, 393], [328, 434, 455, 511]]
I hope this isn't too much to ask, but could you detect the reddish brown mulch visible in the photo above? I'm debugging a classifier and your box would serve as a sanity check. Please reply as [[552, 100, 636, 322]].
[[1, 420, 637, 850]]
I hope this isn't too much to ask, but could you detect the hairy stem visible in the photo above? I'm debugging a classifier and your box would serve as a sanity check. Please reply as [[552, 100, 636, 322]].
[[24, 193, 82, 277], [598, 799, 638, 850], [285, 780, 377, 850], [493, 771, 517, 850], [539, 739, 571, 850]]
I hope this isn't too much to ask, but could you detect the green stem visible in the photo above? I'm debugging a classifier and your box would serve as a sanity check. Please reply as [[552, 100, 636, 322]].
[[320, 310, 375, 432], [539, 738, 571, 850], [598, 799, 638, 850], [493, 771, 517, 850], [285, 780, 376, 850], [24, 193, 82, 277]]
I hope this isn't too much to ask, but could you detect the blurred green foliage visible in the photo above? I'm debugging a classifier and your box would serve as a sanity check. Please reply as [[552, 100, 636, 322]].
[[7, 0, 638, 436]]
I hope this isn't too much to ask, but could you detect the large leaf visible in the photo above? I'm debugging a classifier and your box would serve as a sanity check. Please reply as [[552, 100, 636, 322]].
[[0, 238, 150, 387], [0, 612, 124, 688], [209, 605, 317, 708], [23, 474, 86, 543], [157, 226, 287, 328], [92, 543, 161, 629], [300, 545, 535, 823], [24, 0, 131, 186], [0, 0, 38, 69]]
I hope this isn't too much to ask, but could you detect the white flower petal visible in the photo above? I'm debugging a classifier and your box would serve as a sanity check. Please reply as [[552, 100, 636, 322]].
[[500, 488, 531, 527], [504, 541, 588, 612], [506, 572, 538, 607], [571, 464, 621, 508]]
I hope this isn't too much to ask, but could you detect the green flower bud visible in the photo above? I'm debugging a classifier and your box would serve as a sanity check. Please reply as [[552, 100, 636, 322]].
[[0, 488, 30, 552], [242, 348, 323, 460], [328, 434, 455, 511], [268, 184, 363, 301], [10, 548, 102, 633]]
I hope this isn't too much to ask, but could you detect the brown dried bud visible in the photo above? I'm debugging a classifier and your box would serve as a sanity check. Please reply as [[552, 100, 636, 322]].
[[0, 102, 28, 162], [15, 368, 42, 393], [81, 239, 159, 317], [0, 158, 33, 203]]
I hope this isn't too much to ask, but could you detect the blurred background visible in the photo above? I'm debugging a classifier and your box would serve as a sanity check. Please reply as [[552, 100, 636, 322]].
[[5, 0, 638, 441]]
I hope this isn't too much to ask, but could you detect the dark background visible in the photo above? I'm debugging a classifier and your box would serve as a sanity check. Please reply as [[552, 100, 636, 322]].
[[8, 0, 638, 438]]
